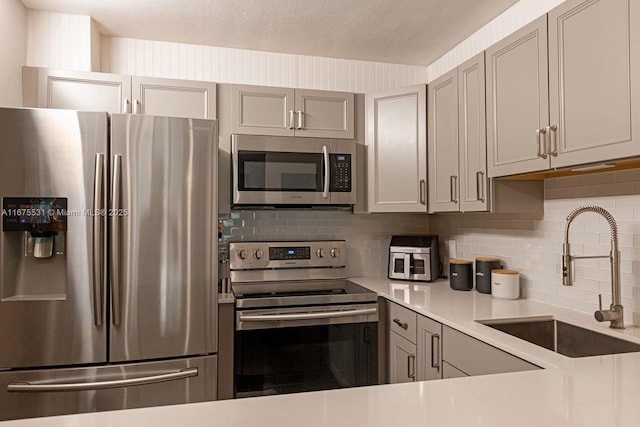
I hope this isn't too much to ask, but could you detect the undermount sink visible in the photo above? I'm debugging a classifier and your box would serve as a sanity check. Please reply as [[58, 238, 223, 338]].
[[478, 317, 640, 358]]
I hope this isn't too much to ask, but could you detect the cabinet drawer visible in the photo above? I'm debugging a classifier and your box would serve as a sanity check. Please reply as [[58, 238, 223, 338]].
[[442, 326, 539, 376], [387, 302, 417, 343]]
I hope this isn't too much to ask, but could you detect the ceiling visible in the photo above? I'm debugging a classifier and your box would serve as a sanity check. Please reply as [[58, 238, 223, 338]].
[[20, 0, 520, 66]]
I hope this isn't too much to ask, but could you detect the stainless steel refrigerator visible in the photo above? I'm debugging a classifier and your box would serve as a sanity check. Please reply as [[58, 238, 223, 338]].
[[0, 107, 218, 421]]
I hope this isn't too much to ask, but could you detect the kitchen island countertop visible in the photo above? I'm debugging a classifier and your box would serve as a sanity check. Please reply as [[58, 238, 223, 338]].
[[4, 277, 640, 427]]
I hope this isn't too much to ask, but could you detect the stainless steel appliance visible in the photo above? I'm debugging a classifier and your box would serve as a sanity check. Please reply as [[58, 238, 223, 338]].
[[231, 134, 356, 207], [0, 107, 218, 421], [388, 235, 441, 282], [230, 241, 378, 397]]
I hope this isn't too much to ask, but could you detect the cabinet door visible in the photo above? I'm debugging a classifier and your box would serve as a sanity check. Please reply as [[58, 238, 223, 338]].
[[416, 316, 442, 381], [295, 89, 354, 139], [548, 0, 637, 168], [442, 326, 539, 376], [231, 85, 295, 136], [442, 361, 469, 379], [25, 67, 130, 113], [388, 332, 417, 384], [458, 53, 488, 212], [486, 16, 550, 177], [428, 69, 459, 212], [366, 85, 427, 213], [132, 76, 216, 119]]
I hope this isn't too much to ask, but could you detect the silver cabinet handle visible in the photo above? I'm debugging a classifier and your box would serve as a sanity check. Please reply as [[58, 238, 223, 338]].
[[92, 154, 105, 326], [407, 354, 416, 380], [476, 170, 485, 202], [7, 368, 198, 392], [296, 110, 303, 130], [536, 128, 548, 159], [393, 318, 409, 330], [239, 308, 377, 322], [322, 145, 329, 199], [419, 179, 426, 205], [450, 175, 458, 203], [122, 99, 131, 114], [431, 333, 441, 371], [110, 154, 122, 326], [547, 124, 558, 157], [132, 99, 141, 114], [288, 110, 295, 129]]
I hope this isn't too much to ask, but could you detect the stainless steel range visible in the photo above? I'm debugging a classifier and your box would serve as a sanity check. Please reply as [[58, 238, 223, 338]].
[[230, 241, 379, 398]]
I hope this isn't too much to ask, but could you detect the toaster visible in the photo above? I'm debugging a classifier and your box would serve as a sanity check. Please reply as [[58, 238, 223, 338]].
[[388, 235, 441, 282]]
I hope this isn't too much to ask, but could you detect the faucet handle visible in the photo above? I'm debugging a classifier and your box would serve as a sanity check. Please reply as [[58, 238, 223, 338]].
[[598, 294, 603, 311]]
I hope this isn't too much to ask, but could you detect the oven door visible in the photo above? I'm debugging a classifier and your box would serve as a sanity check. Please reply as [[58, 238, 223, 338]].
[[234, 303, 378, 397], [232, 134, 331, 205]]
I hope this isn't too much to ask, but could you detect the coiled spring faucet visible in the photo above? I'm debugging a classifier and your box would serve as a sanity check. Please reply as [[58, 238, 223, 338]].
[[562, 205, 624, 329]]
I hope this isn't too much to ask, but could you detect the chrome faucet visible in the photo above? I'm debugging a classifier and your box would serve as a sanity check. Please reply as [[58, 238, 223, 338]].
[[562, 205, 624, 329]]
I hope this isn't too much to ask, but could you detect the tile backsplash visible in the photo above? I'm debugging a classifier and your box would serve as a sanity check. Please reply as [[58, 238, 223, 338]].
[[220, 170, 640, 327], [219, 210, 429, 277], [431, 169, 640, 327]]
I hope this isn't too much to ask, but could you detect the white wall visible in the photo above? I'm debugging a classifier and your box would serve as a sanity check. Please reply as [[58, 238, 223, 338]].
[[26, 10, 99, 72], [100, 37, 428, 93], [0, 0, 27, 107], [427, 0, 566, 81]]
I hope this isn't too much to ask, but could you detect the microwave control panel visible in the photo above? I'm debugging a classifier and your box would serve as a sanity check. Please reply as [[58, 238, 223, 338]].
[[329, 154, 352, 192]]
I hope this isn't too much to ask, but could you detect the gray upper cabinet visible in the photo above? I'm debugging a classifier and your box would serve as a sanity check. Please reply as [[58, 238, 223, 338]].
[[487, 0, 639, 177], [429, 53, 487, 212], [22, 67, 216, 119], [231, 84, 354, 139], [486, 15, 549, 177], [366, 85, 427, 213], [547, 0, 637, 168], [131, 76, 216, 119], [23, 67, 131, 114], [428, 68, 459, 212]]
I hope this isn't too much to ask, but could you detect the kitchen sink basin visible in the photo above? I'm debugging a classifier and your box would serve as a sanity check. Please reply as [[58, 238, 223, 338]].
[[478, 317, 640, 358]]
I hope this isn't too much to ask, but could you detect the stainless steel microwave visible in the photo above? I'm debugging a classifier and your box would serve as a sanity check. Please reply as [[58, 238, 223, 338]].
[[231, 134, 356, 207]]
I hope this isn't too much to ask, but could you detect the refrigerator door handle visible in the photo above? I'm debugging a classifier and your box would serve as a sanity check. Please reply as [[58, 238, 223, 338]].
[[92, 153, 105, 326], [110, 154, 122, 326], [7, 368, 198, 392]]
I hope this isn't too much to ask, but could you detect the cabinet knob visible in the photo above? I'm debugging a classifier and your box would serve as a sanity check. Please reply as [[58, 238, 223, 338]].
[[238, 249, 247, 260], [330, 248, 339, 258], [254, 249, 264, 259], [316, 248, 325, 258]]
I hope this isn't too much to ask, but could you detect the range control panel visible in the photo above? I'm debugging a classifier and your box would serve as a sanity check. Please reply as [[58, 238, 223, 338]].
[[230, 241, 346, 270]]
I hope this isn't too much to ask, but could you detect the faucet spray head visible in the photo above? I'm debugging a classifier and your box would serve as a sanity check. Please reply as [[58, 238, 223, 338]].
[[562, 243, 572, 286]]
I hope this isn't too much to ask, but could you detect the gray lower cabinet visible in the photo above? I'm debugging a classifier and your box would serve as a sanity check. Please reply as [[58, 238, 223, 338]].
[[388, 331, 417, 383], [366, 85, 427, 213], [442, 326, 539, 376], [22, 67, 217, 119], [387, 301, 442, 383], [487, 0, 640, 177], [231, 84, 354, 138]]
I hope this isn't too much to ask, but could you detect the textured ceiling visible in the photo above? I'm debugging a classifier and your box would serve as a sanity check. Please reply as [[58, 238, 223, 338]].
[[20, 0, 520, 66]]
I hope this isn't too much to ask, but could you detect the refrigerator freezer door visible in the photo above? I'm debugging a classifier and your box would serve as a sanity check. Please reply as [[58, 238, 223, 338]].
[[0, 108, 108, 369], [0, 355, 216, 421], [109, 114, 217, 362]]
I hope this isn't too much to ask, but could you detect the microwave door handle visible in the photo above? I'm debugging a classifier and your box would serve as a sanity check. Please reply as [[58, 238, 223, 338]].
[[404, 253, 411, 279], [322, 145, 329, 199]]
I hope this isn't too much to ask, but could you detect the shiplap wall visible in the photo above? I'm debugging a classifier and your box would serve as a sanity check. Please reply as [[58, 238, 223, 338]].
[[0, 0, 27, 107], [427, 0, 566, 81], [25, 10, 95, 72], [101, 37, 428, 93]]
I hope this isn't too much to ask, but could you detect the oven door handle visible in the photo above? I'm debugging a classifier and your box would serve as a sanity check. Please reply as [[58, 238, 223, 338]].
[[239, 308, 377, 322]]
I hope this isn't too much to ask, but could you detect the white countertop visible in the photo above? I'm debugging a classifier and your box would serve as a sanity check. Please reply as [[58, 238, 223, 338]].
[[5, 277, 640, 427]]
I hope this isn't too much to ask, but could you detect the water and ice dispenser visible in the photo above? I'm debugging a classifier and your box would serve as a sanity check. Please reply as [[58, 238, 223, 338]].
[[2, 197, 67, 258]]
